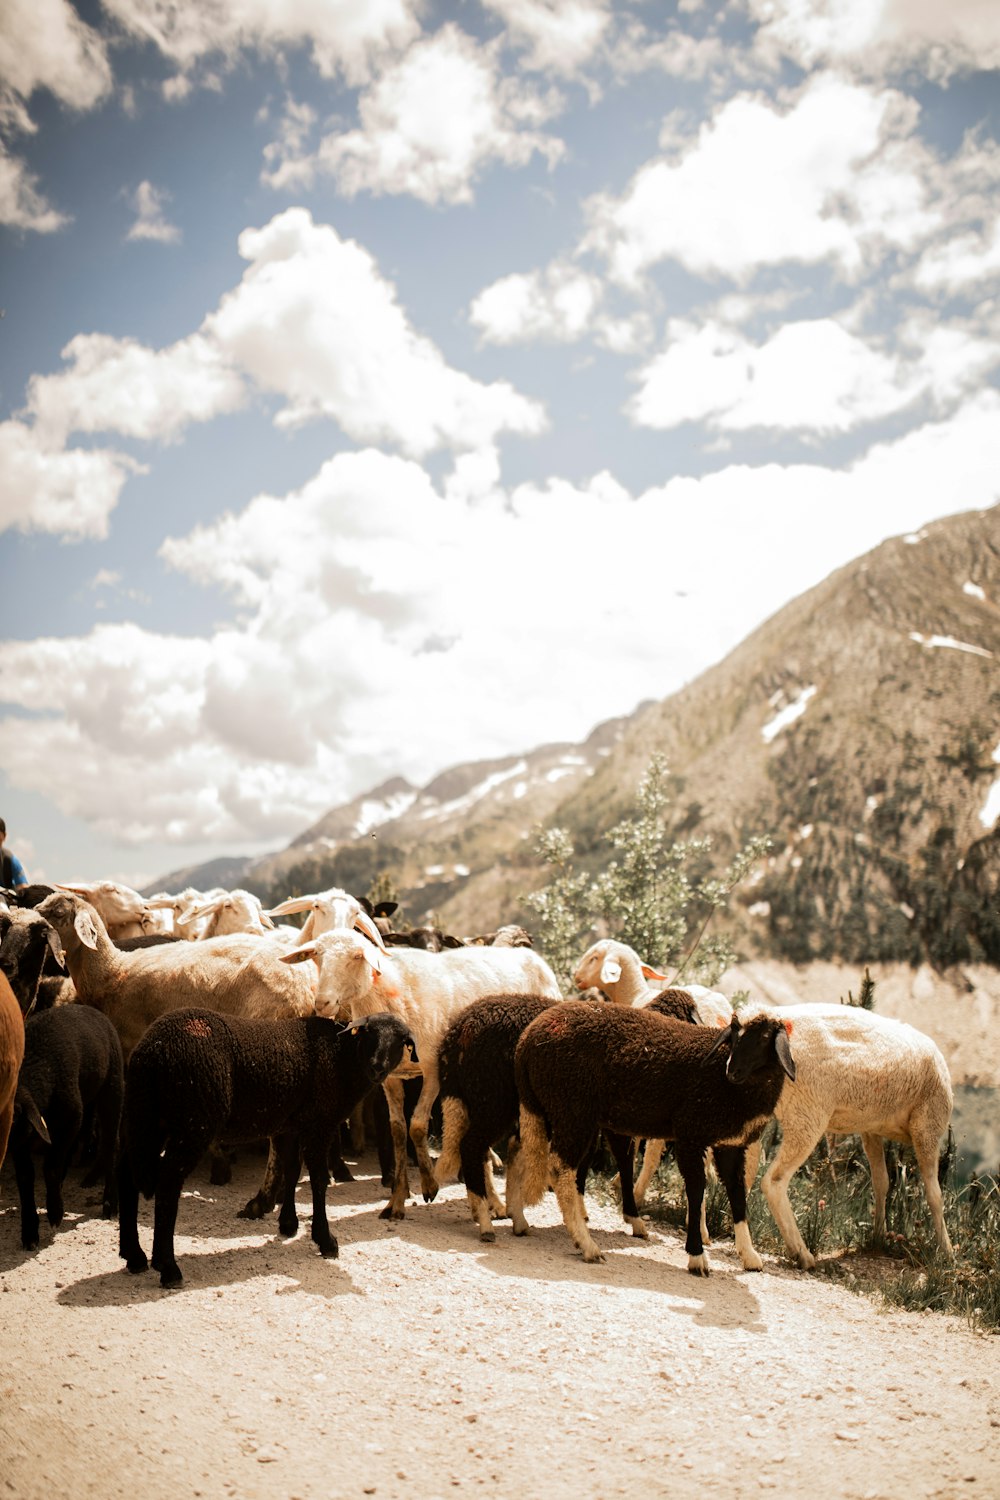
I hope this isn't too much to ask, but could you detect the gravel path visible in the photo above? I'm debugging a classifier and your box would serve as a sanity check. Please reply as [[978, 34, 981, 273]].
[[2, 1152, 998, 1500]]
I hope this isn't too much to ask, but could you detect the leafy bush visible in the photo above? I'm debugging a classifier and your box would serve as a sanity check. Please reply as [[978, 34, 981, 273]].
[[522, 754, 771, 987]]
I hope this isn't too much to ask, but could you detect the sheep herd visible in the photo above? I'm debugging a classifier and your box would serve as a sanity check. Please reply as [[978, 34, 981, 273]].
[[0, 878, 955, 1289]]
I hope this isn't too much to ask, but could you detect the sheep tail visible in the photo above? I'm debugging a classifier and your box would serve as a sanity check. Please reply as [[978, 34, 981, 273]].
[[516, 1104, 551, 1207], [434, 1098, 469, 1188]]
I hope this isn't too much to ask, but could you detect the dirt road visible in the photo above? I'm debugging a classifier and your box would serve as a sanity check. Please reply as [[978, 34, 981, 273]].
[[1, 1154, 998, 1500]]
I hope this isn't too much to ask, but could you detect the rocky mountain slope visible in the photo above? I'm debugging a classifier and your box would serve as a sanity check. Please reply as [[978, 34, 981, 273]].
[[153, 505, 1000, 966]]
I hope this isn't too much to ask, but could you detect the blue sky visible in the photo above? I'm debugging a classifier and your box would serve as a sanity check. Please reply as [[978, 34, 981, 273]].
[[2, 0, 1000, 887]]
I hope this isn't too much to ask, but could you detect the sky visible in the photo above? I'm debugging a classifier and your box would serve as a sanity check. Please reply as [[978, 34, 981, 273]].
[[1, 0, 1000, 888]]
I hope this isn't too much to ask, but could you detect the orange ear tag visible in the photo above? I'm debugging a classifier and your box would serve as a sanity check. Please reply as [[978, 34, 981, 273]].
[[784, 1019, 793, 1035], [372, 968, 380, 984]]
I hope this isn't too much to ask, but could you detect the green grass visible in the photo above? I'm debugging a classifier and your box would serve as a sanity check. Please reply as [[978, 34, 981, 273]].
[[608, 1129, 1000, 1334]]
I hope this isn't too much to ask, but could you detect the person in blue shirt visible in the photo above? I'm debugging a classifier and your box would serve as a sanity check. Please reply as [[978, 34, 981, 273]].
[[0, 818, 28, 888]]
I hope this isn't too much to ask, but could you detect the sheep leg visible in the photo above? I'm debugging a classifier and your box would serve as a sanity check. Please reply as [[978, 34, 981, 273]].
[[633, 1137, 665, 1209], [0, 1101, 13, 1180], [606, 1131, 648, 1238], [552, 1153, 604, 1263], [503, 1138, 530, 1236], [861, 1131, 891, 1245], [42, 1138, 74, 1230], [238, 1139, 287, 1220], [713, 1145, 763, 1271], [434, 1097, 468, 1191], [407, 1061, 440, 1203], [117, 1149, 148, 1274], [303, 1138, 339, 1259], [13, 1139, 40, 1251], [760, 1120, 825, 1270], [276, 1133, 304, 1239], [380, 1076, 411, 1220], [149, 1156, 190, 1288], [348, 1101, 367, 1154], [483, 1150, 506, 1219], [675, 1140, 711, 1276], [909, 1126, 954, 1257], [459, 1127, 501, 1242]]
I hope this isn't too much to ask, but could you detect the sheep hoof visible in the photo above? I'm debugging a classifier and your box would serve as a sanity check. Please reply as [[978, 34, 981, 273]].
[[159, 1267, 183, 1289], [278, 1216, 299, 1238], [581, 1248, 605, 1264], [318, 1242, 339, 1260], [796, 1250, 817, 1271], [742, 1252, 764, 1272], [422, 1185, 439, 1203], [237, 1197, 269, 1220], [512, 1223, 529, 1237], [379, 1203, 405, 1221], [124, 1254, 148, 1274], [626, 1216, 649, 1240], [480, 1230, 496, 1244], [687, 1255, 711, 1277], [21, 1233, 40, 1252], [330, 1161, 355, 1183]]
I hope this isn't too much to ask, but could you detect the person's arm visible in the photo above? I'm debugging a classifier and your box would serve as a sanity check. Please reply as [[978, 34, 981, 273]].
[[10, 854, 28, 887]]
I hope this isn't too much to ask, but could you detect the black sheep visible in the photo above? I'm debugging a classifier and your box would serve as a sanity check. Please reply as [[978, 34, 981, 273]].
[[511, 1003, 795, 1274], [434, 993, 558, 1240], [118, 1008, 417, 1288], [434, 989, 704, 1244], [0, 907, 65, 1016], [10, 1004, 124, 1249]]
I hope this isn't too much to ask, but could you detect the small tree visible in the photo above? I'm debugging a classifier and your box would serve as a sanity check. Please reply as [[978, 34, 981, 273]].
[[524, 754, 771, 988]]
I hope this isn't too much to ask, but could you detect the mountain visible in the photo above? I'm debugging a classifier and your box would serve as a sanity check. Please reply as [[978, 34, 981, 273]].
[[150, 504, 1000, 966]]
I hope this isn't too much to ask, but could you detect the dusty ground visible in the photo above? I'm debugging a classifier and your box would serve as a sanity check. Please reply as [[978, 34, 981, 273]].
[[1, 1150, 998, 1500]]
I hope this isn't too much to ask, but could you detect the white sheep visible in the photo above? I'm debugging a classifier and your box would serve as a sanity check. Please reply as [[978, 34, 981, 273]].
[[266, 887, 387, 948], [572, 938, 734, 1024], [36, 891, 316, 1060], [740, 1000, 954, 1268], [54, 879, 163, 941], [280, 929, 562, 1219]]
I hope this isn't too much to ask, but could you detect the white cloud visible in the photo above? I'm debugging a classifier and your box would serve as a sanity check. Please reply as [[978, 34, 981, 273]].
[[585, 74, 933, 285], [271, 25, 565, 204], [748, 0, 1000, 81], [629, 316, 1000, 434], [0, 419, 143, 538], [470, 262, 604, 344], [0, 0, 111, 113], [0, 139, 68, 232], [2, 207, 547, 541], [6, 397, 1000, 847], [101, 0, 421, 88], [482, 0, 610, 74], [915, 217, 1000, 295], [206, 207, 547, 452], [125, 180, 182, 244], [25, 332, 246, 445]]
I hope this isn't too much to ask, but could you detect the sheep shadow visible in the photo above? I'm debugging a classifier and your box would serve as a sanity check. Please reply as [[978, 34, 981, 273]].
[[333, 1186, 770, 1332], [54, 1233, 361, 1306]]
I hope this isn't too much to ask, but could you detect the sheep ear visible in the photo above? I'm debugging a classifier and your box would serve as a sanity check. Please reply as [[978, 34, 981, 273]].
[[265, 896, 312, 917], [45, 927, 65, 969], [280, 942, 320, 966], [599, 957, 622, 985], [640, 964, 668, 982], [354, 909, 387, 951], [16, 1089, 51, 1145], [73, 909, 99, 950], [775, 1026, 796, 1081], [704, 1016, 740, 1059]]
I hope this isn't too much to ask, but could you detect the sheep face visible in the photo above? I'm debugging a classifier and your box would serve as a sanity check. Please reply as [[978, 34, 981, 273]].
[[721, 1017, 796, 1085], [351, 1013, 419, 1085], [282, 929, 383, 1020]]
